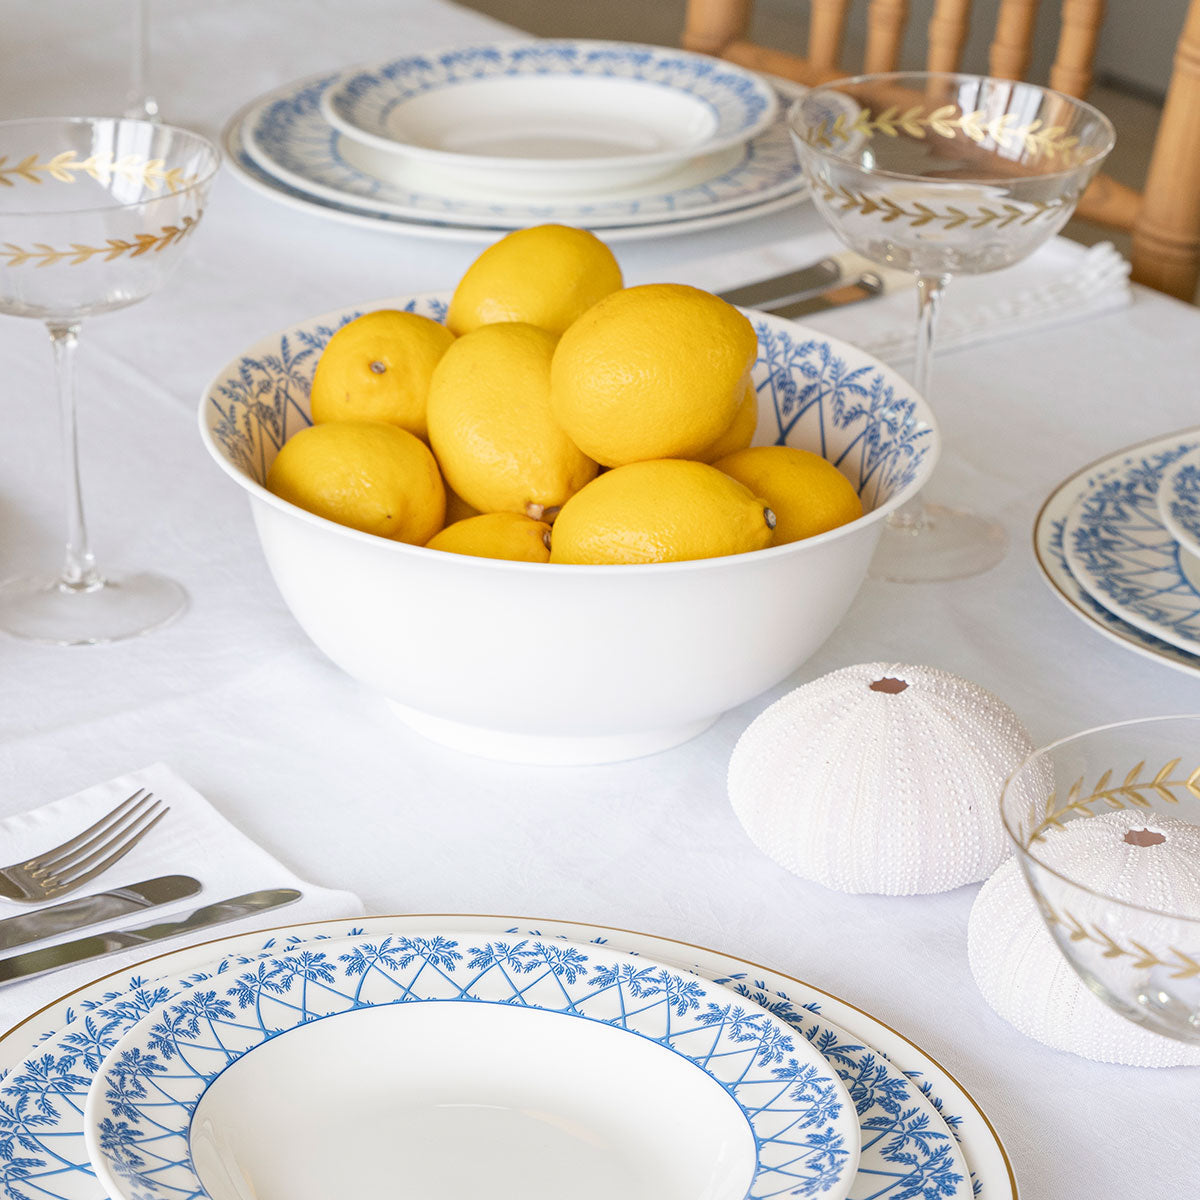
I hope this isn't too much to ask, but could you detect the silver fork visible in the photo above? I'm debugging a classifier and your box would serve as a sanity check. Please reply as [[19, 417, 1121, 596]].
[[0, 789, 169, 903]]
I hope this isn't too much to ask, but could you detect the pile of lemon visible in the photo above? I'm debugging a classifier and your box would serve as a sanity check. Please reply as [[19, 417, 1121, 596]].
[[267, 224, 863, 564]]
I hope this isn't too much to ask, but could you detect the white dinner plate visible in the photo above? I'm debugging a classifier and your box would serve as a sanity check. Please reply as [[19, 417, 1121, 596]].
[[1156, 444, 1200, 561], [0, 917, 999, 1200], [223, 107, 809, 244], [1033, 429, 1200, 677], [85, 933, 859, 1200], [240, 70, 807, 231], [322, 40, 780, 198], [1062, 435, 1200, 655]]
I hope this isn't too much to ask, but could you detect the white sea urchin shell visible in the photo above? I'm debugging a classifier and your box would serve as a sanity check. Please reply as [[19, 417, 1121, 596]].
[[727, 662, 1035, 895], [969, 809, 1200, 1067]]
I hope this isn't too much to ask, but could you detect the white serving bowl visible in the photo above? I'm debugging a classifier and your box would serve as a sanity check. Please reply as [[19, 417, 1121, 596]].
[[200, 295, 938, 764]]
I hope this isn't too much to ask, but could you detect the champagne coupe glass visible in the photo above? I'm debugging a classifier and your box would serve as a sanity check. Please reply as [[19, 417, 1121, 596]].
[[789, 73, 1114, 582], [0, 117, 219, 645], [1001, 716, 1200, 1043], [125, 0, 159, 121]]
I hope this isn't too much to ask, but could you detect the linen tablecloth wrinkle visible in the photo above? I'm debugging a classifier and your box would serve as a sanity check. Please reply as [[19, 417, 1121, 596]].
[[0, 3, 1197, 1198]]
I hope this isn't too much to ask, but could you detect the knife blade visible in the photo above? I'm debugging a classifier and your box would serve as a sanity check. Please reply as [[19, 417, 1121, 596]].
[[0, 887, 302, 985], [0, 874, 202, 951], [717, 249, 912, 312]]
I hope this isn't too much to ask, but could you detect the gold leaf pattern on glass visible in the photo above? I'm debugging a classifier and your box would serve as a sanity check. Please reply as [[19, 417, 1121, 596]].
[[1020, 756, 1200, 984], [812, 106, 1088, 168], [1, 213, 200, 267], [0, 151, 197, 194], [815, 181, 1068, 229], [1044, 905, 1200, 980], [1027, 757, 1200, 843]]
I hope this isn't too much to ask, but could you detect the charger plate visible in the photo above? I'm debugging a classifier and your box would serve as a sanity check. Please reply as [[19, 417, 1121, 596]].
[[322, 40, 779, 196], [85, 933, 858, 1200], [1062, 434, 1200, 656], [1033, 429, 1200, 677], [0, 915, 1010, 1200], [223, 108, 809, 244], [1156, 445, 1200, 561], [240, 71, 806, 230]]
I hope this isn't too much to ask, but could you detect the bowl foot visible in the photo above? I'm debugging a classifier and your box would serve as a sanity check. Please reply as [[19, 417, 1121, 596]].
[[386, 702, 718, 765]]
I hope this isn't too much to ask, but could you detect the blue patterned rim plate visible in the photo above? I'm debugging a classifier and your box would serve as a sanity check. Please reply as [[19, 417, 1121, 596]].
[[321, 40, 778, 195], [1063, 436, 1200, 657], [238, 70, 806, 230], [1033, 428, 1200, 677], [1156, 445, 1200, 562], [223, 105, 809, 243], [0, 916, 1011, 1200], [84, 934, 860, 1200]]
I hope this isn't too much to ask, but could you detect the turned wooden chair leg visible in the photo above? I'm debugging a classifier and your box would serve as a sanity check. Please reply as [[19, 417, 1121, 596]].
[[1131, 0, 1200, 300], [683, 0, 754, 55]]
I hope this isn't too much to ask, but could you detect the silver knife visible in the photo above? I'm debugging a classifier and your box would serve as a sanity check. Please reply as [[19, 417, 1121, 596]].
[[0, 874, 201, 950], [0, 887, 302, 985], [718, 249, 911, 312]]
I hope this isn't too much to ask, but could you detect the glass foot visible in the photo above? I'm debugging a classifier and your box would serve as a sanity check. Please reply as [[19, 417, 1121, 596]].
[[870, 502, 1008, 583], [0, 571, 187, 645]]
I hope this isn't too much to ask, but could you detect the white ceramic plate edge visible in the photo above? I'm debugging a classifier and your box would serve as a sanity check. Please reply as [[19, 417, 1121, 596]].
[[223, 107, 809, 243], [321, 39, 780, 176], [1061, 442, 1200, 656], [0, 914, 1015, 1200], [1156, 445, 1200, 561], [1032, 428, 1200, 678]]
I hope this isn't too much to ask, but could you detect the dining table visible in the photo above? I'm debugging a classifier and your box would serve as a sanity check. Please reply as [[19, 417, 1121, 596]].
[[2, 2, 1199, 1197]]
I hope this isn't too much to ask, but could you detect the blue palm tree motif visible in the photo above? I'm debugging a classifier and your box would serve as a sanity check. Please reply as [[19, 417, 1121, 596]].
[[0, 1092, 55, 1157], [229, 960, 291, 1020], [103, 1050, 166, 1122], [0, 1152, 44, 1200], [1, 1053, 92, 1119]]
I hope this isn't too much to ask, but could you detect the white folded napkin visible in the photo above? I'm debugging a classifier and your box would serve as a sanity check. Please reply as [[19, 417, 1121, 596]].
[[0, 763, 364, 1027], [674, 235, 1132, 367]]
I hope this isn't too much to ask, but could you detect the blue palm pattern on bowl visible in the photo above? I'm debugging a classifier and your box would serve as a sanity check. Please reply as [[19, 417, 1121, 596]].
[[715, 974, 969, 1200], [1160, 448, 1200, 557], [88, 935, 855, 1200], [0, 927, 974, 1200], [205, 297, 933, 511], [249, 76, 801, 227], [1065, 442, 1200, 653], [331, 41, 775, 150]]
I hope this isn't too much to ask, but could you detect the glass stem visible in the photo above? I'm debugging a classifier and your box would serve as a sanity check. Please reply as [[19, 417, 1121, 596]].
[[888, 273, 949, 534], [125, 0, 158, 121], [48, 321, 100, 592]]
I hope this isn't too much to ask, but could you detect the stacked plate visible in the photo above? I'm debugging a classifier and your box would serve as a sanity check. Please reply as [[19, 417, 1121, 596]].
[[1035, 428, 1200, 676], [223, 40, 810, 243], [0, 915, 1015, 1200]]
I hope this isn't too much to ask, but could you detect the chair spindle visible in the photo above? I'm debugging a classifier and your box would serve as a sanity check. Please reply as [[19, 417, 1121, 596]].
[[865, 0, 911, 73]]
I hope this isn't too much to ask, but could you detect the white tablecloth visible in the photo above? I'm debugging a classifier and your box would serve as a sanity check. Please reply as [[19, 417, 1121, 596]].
[[2, 3, 1198, 1196]]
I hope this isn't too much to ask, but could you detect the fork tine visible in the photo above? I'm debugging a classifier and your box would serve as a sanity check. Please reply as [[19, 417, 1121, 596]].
[[32, 792, 156, 878], [40, 804, 170, 894], [25, 788, 149, 872]]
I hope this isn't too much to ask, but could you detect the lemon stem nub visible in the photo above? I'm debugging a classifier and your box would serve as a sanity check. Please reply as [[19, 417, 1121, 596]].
[[542, 529, 553, 552], [369, 360, 387, 374], [764, 507, 777, 530], [526, 502, 546, 520]]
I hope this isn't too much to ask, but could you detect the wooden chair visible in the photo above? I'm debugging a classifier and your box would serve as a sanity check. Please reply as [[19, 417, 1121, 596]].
[[682, 0, 1200, 301]]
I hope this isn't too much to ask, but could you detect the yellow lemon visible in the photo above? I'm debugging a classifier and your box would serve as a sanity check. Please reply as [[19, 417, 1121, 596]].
[[266, 420, 445, 544], [695, 382, 758, 464], [713, 446, 863, 545], [427, 322, 598, 518], [549, 459, 775, 565], [447, 225, 623, 337], [443, 487, 480, 525], [310, 310, 455, 439], [427, 512, 551, 563], [549, 283, 759, 467]]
